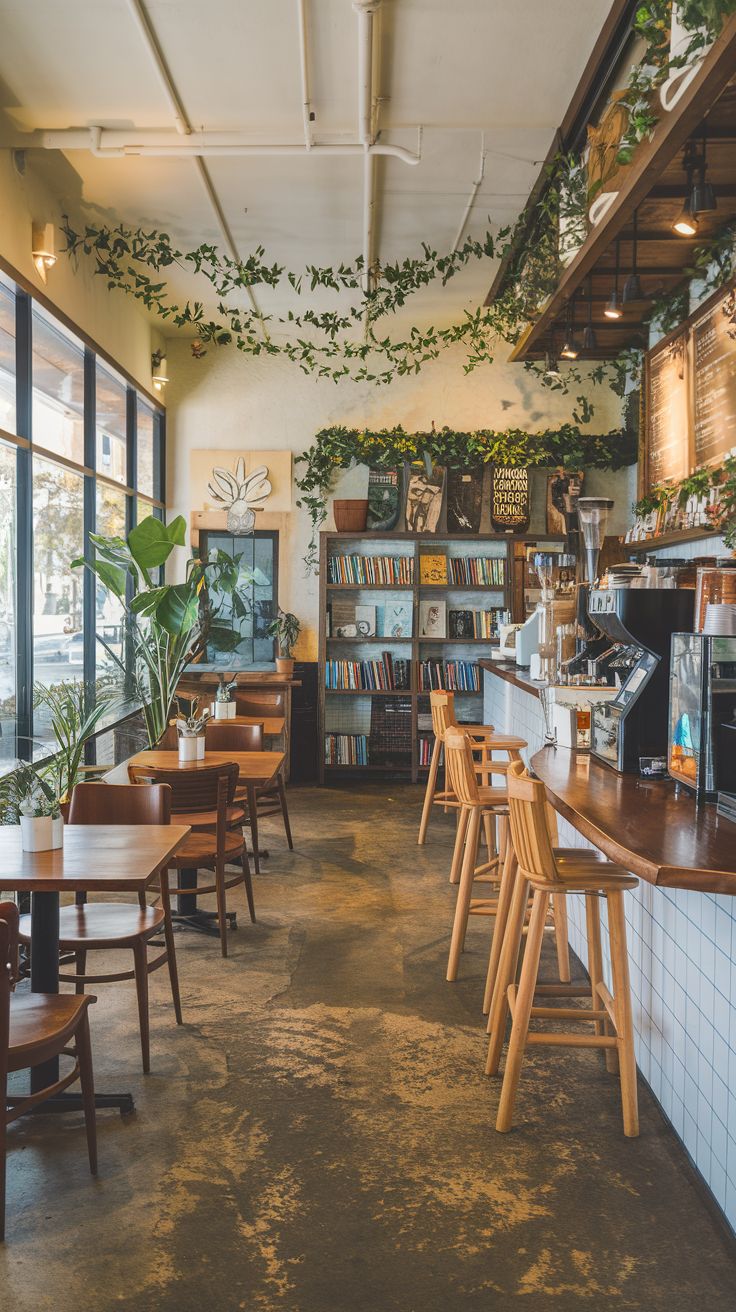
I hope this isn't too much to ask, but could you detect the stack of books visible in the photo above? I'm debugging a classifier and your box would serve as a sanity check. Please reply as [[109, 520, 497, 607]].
[[328, 555, 414, 585], [418, 660, 479, 692], [325, 653, 410, 690], [448, 608, 505, 638], [448, 557, 505, 586], [324, 734, 368, 766]]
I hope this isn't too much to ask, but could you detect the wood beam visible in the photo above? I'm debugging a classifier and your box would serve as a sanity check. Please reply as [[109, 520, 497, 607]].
[[508, 14, 736, 361]]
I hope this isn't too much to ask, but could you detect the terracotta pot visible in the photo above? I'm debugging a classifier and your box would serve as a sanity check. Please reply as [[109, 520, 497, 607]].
[[275, 657, 295, 676], [333, 499, 368, 531]]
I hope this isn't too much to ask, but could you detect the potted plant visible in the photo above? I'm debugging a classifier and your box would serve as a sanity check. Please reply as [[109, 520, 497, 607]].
[[0, 761, 62, 851], [33, 679, 117, 816], [213, 673, 238, 720], [73, 515, 253, 748], [267, 609, 301, 675], [172, 697, 210, 762]]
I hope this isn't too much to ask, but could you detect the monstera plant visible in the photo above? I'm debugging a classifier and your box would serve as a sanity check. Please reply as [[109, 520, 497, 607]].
[[73, 515, 253, 747]]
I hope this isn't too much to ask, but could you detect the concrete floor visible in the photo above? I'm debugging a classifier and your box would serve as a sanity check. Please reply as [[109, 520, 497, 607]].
[[2, 783, 736, 1311]]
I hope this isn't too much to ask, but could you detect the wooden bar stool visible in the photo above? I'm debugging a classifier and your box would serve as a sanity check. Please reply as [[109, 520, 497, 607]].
[[418, 690, 514, 846], [486, 761, 640, 1137]]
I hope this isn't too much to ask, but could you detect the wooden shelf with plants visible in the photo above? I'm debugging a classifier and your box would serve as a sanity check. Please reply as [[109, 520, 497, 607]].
[[318, 530, 531, 783]]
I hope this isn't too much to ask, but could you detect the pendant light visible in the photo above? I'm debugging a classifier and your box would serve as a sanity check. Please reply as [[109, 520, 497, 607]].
[[691, 125, 717, 215], [560, 298, 579, 360], [582, 275, 597, 351], [604, 238, 622, 318], [673, 141, 699, 236], [622, 208, 644, 303], [544, 331, 560, 378]]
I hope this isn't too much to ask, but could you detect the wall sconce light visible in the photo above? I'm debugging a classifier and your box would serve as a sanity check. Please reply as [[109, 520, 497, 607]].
[[31, 222, 56, 283], [151, 350, 168, 391]]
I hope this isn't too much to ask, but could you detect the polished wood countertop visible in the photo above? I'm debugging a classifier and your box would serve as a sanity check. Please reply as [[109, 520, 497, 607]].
[[479, 659, 542, 698], [532, 747, 736, 896]]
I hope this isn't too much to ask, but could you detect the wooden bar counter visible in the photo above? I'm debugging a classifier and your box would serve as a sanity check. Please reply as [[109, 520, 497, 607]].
[[532, 746, 736, 896]]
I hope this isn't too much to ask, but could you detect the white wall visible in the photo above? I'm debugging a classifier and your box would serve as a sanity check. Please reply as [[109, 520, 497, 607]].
[[0, 150, 159, 390], [165, 337, 631, 658]]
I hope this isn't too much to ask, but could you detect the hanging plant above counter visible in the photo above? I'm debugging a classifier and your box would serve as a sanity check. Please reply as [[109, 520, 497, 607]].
[[295, 424, 636, 572]]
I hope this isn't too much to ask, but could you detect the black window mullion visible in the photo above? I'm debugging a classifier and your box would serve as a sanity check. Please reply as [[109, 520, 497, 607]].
[[124, 388, 137, 705], [154, 409, 166, 512], [15, 290, 32, 758], [83, 350, 96, 700]]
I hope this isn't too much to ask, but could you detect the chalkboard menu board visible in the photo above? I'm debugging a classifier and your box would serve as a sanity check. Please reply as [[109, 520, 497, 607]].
[[692, 285, 736, 468], [490, 466, 530, 532], [646, 330, 691, 488]]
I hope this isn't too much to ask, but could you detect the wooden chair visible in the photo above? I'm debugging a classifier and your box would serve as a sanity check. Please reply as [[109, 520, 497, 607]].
[[128, 762, 252, 956], [19, 783, 181, 1076], [486, 761, 639, 1137], [207, 721, 293, 874], [418, 690, 518, 846], [1, 902, 97, 1241]]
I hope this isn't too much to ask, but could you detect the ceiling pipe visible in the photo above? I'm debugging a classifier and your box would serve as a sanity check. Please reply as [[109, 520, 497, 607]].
[[353, 0, 381, 306], [451, 132, 486, 253], [124, 0, 267, 336], [32, 128, 420, 164], [296, 0, 313, 150]]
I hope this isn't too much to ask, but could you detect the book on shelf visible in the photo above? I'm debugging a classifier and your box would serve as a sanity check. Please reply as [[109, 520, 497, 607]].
[[448, 556, 504, 586], [369, 695, 412, 765], [418, 659, 480, 692], [419, 599, 446, 638], [328, 554, 414, 585], [331, 600, 358, 637], [381, 601, 413, 638], [419, 553, 448, 585], [355, 604, 376, 636], [325, 652, 410, 691], [324, 734, 368, 766], [448, 607, 505, 638]]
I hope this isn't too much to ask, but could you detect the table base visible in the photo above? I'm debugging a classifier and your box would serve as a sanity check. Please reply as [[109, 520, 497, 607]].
[[171, 909, 237, 938], [26, 1091, 135, 1116]]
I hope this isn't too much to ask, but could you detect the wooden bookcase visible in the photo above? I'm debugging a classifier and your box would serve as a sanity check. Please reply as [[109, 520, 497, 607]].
[[318, 530, 563, 783]]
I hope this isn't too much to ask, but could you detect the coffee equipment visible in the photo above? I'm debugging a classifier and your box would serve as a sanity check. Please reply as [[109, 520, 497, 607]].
[[564, 497, 615, 681], [515, 552, 576, 673], [669, 633, 736, 799], [589, 587, 694, 772]]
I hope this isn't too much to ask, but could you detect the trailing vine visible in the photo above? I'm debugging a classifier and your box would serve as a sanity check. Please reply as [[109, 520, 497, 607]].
[[295, 424, 637, 572], [633, 454, 736, 546]]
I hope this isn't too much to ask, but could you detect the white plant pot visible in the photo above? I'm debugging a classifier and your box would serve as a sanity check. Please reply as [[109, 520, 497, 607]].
[[214, 701, 236, 720], [20, 815, 54, 852], [660, 7, 711, 112], [589, 190, 618, 227], [51, 815, 64, 849], [179, 735, 205, 763]]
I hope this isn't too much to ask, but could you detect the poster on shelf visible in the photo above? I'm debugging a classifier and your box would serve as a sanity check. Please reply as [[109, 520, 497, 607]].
[[546, 470, 584, 535], [332, 600, 357, 637], [419, 599, 446, 638], [490, 466, 530, 532], [381, 602, 413, 638], [446, 468, 483, 532], [355, 605, 377, 637], [405, 464, 445, 532], [367, 468, 401, 531]]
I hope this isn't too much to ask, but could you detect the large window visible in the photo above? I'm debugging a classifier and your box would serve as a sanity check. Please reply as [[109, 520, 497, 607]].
[[200, 531, 277, 665], [0, 277, 15, 435], [0, 266, 165, 763], [32, 306, 85, 464]]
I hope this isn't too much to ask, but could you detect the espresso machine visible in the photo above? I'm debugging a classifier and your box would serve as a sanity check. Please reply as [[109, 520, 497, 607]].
[[589, 587, 694, 772]]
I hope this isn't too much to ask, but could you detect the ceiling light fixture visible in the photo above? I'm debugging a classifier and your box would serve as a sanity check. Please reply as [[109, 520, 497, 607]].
[[151, 350, 168, 391], [560, 298, 579, 360], [691, 124, 717, 216], [604, 238, 623, 318], [673, 140, 702, 236], [582, 275, 597, 351], [544, 333, 560, 378], [31, 222, 56, 282], [622, 208, 644, 303]]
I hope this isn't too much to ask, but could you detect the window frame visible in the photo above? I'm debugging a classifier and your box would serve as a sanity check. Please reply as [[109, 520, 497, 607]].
[[0, 268, 166, 767]]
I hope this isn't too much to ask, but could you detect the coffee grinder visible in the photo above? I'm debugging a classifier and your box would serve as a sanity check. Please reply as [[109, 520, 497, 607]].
[[564, 497, 616, 681]]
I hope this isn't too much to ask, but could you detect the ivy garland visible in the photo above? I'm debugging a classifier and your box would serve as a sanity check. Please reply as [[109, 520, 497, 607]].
[[295, 424, 637, 572]]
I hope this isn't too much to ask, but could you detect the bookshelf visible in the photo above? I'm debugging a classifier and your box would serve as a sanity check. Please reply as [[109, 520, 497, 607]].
[[318, 530, 562, 782]]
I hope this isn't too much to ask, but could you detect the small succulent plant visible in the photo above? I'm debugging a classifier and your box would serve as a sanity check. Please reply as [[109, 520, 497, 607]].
[[207, 459, 272, 535], [216, 674, 237, 703], [172, 697, 211, 738]]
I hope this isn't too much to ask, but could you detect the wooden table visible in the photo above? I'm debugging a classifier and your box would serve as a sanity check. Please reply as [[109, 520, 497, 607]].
[[211, 714, 286, 736], [107, 749, 286, 927], [0, 824, 189, 1107], [531, 746, 736, 895]]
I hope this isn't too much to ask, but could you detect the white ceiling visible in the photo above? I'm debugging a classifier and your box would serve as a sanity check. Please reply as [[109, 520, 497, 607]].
[[0, 0, 615, 337]]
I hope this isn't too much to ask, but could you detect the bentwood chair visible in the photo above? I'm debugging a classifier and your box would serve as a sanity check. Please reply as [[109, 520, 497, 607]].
[[206, 721, 293, 871], [1, 903, 97, 1241], [19, 783, 182, 1075], [486, 761, 639, 1137], [129, 761, 251, 956]]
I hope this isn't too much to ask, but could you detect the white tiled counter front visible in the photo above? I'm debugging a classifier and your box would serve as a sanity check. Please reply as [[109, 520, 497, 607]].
[[482, 663, 736, 1233]]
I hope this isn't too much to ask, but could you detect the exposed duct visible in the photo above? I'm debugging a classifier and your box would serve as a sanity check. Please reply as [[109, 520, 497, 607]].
[[28, 127, 420, 165]]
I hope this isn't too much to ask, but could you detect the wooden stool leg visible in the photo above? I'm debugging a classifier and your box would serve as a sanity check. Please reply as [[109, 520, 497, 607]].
[[482, 810, 495, 864], [277, 774, 293, 849], [158, 874, 182, 1025], [216, 860, 228, 958], [132, 940, 151, 1074], [485, 871, 529, 1071], [446, 808, 480, 982], [482, 845, 518, 1014], [75, 1010, 98, 1175], [495, 888, 549, 1133], [246, 784, 260, 876], [418, 736, 441, 845], [74, 950, 87, 995], [449, 806, 470, 885], [552, 893, 571, 983], [585, 893, 617, 1071], [607, 891, 639, 1138]]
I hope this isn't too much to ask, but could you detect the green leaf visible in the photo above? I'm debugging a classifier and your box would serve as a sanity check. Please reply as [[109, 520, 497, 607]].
[[154, 584, 200, 636], [128, 515, 186, 577]]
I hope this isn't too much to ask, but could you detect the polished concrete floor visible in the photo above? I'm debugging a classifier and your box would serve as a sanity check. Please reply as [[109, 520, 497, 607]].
[[2, 784, 736, 1311]]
